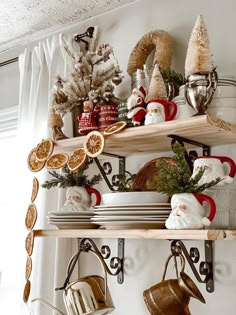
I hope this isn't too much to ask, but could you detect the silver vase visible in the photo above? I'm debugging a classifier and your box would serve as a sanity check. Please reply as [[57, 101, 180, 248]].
[[185, 70, 218, 115]]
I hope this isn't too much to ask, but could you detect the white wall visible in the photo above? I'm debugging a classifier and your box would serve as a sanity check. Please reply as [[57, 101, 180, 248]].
[[1, 0, 236, 314], [73, 1, 236, 315]]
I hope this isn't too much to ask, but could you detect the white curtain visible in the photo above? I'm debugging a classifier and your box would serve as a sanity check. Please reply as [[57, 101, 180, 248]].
[[18, 34, 76, 315]]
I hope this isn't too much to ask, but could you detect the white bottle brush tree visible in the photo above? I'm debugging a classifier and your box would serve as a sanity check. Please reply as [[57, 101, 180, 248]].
[[185, 15, 213, 78]]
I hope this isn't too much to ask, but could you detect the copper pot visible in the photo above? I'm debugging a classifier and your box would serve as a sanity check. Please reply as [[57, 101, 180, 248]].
[[143, 254, 205, 315]]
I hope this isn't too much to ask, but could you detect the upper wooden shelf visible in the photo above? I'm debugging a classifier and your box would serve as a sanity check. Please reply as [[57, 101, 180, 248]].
[[54, 115, 236, 156], [34, 229, 236, 240]]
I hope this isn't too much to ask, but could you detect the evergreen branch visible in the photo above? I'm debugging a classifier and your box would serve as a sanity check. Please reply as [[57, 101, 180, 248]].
[[42, 164, 102, 190], [148, 143, 221, 195]]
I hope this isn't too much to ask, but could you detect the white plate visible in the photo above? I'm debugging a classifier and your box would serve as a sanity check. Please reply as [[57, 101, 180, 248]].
[[94, 206, 171, 211], [48, 211, 94, 216], [98, 221, 166, 229], [95, 203, 170, 209], [48, 219, 92, 223], [49, 223, 98, 229], [93, 210, 171, 215], [91, 216, 168, 221], [47, 215, 93, 220]]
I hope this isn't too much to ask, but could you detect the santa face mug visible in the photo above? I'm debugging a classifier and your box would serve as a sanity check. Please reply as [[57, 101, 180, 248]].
[[144, 99, 177, 126], [165, 193, 216, 229], [192, 156, 236, 186], [61, 186, 101, 212]]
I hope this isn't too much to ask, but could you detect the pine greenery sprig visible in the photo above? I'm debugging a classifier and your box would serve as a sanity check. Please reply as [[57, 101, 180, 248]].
[[42, 164, 102, 189], [148, 143, 222, 195]]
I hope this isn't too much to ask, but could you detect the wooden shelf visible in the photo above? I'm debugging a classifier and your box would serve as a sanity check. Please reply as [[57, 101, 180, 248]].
[[54, 115, 236, 156], [33, 229, 236, 240]]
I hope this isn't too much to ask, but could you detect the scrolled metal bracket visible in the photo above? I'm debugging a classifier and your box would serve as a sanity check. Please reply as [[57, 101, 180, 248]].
[[93, 152, 126, 191], [168, 134, 210, 171], [170, 240, 214, 293], [79, 238, 124, 284]]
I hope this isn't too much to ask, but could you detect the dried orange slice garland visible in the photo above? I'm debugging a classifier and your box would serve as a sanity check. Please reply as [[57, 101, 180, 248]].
[[46, 153, 69, 169], [27, 148, 46, 172], [25, 256, 32, 280], [103, 121, 127, 136], [31, 177, 39, 202], [25, 231, 34, 256], [35, 138, 54, 161], [83, 131, 105, 158], [25, 204, 38, 230], [67, 148, 88, 172], [23, 279, 31, 303]]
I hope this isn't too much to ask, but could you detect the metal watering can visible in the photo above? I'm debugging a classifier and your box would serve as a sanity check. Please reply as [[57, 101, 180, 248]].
[[32, 246, 115, 315]]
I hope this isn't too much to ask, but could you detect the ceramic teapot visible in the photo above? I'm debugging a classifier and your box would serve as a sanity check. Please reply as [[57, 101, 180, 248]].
[[32, 248, 115, 315], [192, 155, 236, 186], [143, 254, 205, 315]]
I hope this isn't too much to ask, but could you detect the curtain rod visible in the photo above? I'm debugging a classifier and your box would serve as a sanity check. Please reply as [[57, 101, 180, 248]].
[[0, 57, 19, 68]]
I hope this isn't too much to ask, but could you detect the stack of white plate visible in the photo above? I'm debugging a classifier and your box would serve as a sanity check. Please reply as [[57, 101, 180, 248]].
[[92, 203, 172, 229], [47, 211, 97, 229]]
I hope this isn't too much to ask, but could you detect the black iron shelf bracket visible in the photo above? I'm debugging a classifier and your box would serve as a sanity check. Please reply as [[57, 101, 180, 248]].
[[170, 240, 214, 293], [168, 134, 210, 171], [94, 152, 126, 191], [79, 237, 125, 284]]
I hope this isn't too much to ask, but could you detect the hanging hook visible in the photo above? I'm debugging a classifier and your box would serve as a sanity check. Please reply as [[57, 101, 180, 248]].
[[74, 26, 95, 50]]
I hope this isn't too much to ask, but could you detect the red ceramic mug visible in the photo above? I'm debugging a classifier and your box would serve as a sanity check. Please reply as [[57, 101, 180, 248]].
[[145, 99, 177, 125], [193, 193, 216, 224], [86, 187, 101, 206], [192, 155, 236, 185]]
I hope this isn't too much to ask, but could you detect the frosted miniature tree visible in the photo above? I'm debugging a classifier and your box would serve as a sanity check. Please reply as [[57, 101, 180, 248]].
[[52, 26, 123, 116], [185, 15, 213, 78], [147, 64, 167, 101]]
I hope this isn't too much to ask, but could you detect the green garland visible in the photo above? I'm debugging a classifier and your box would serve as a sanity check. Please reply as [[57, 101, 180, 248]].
[[42, 164, 102, 189]]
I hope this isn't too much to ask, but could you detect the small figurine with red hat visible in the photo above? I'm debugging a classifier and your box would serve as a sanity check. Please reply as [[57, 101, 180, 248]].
[[127, 86, 147, 126], [74, 100, 98, 135]]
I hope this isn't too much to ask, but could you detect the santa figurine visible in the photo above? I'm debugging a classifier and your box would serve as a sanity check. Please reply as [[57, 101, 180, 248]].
[[144, 101, 165, 125], [74, 100, 98, 135], [127, 86, 147, 126]]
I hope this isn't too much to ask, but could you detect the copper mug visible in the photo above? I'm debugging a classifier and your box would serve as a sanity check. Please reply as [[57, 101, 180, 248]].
[[143, 254, 205, 315], [32, 248, 115, 315]]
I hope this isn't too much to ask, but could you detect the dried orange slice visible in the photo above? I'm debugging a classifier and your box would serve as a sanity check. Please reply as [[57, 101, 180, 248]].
[[23, 280, 31, 303], [25, 256, 32, 280], [25, 231, 34, 256], [83, 131, 104, 158], [67, 148, 88, 172], [103, 121, 127, 136], [46, 153, 69, 169], [25, 204, 37, 230], [31, 177, 39, 202], [27, 148, 45, 172], [35, 138, 54, 161]]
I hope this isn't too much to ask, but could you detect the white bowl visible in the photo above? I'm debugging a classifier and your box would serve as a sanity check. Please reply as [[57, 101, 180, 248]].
[[101, 191, 169, 205]]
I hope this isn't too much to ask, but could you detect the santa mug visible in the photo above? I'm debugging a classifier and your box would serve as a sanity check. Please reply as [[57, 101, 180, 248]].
[[166, 193, 216, 229], [192, 156, 236, 186], [144, 99, 177, 125]]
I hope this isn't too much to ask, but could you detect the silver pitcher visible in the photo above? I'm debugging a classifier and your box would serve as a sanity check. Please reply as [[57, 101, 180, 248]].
[[185, 70, 218, 115]]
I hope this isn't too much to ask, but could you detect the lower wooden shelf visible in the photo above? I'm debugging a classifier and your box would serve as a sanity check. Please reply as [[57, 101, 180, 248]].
[[33, 229, 236, 240]]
